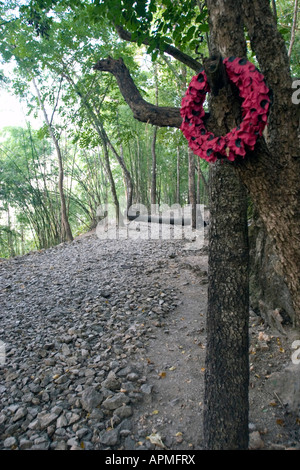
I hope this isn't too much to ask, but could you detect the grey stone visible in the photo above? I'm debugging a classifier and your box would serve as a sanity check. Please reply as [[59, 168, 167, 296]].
[[141, 383, 153, 395], [267, 364, 300, 413], [38, 412, 59, 430], [99, 428, 120, 446], [28, 418, 40, 430], [249, 431, 265, 450], [113, 405, 133, 419], [12, 406, 27, 422], [67, 412, 81, 425], [127, 372, 139, 382], [56, 414, 68, 428], [3, 436, 17, 448], [102, 393, 130, 410], [80, 387, 103, 412], [124, 435, 136, 450], [19, 439, 33, 450], [102, 371, 120, 391]]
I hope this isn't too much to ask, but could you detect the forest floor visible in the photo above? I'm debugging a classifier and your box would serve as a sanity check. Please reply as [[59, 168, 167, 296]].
[[0, 223, 299, 451]]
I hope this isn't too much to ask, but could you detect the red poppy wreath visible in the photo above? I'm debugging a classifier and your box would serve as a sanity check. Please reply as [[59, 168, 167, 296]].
[[180, 56, 271, 163]]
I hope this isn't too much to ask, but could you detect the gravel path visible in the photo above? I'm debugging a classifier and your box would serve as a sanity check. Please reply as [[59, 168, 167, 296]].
[[1, 229, 299, 451], [0, 231, 206, 450]]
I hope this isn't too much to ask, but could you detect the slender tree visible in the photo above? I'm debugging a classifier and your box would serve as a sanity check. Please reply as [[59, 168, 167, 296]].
[[32, 77, 73, 242]]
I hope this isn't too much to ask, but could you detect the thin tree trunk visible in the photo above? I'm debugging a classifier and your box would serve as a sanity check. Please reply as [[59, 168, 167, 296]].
[[188, 148, 196, 229], [7, 206, 15, 257], [176, 146, 180, 204], [63, 73, 120, 224], [288, 0, 298, 60], [105, 128, 133, 217], [151, 64, 159, 207], [32, 78, 73, 242], [151, 126, 157, 206], [116, 115, 134, 215]]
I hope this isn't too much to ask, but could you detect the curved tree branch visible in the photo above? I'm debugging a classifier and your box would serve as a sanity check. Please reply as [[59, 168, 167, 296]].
[[93, 57, 182, 128], [113, 23, 202, 72]]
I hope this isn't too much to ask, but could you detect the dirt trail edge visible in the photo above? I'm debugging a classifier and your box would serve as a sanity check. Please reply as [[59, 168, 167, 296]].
[[129, 248, 208, 450]]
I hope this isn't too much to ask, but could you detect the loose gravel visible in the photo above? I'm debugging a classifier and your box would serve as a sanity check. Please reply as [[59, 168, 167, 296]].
[[0, 233, 187, 450]]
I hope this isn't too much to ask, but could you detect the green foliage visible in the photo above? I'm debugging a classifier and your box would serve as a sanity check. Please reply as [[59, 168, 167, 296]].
[[276, 0, 300, 76], [0, 0, 296, 257]]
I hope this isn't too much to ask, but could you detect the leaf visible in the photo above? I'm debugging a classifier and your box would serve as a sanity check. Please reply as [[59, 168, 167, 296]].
[[186, 26, 196, 41], [198, 23, 209, 33], [147, 432, 166, 449], [159, 371, 166, 378]]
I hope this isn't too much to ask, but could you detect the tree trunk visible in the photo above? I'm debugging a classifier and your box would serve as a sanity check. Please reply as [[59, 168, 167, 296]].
[[176, 146, 180, 204], [151, 126, 157, 205], [197, 161, 209, 204], [101, 138, 120, 225], [204, 162, 249, 449], [7, 205, 15, 257], [105, 131, 133, 218], [188, 148, 196, 229], [151, 64, 159, 207], [63, 73, 121, 224], [32, 78, 73, 243], [203, 0, 250, 449], [117, 118, 134, 216], [237, 0, 300, 327]]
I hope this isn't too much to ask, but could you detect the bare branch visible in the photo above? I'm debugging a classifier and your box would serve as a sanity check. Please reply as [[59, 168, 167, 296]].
[[93, 57, 182, 128], [50, 76, 63, 127], [271, 0, 278, 23]]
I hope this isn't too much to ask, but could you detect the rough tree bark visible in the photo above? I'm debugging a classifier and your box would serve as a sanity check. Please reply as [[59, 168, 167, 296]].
[[205, 160, 249, 450], [237, 0, 300, 326], [200, 1, 250, 446]]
